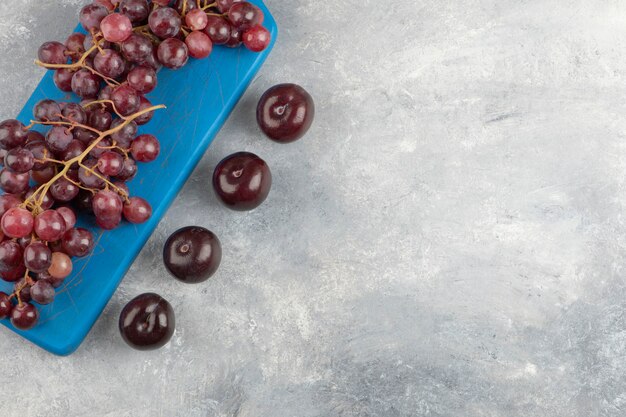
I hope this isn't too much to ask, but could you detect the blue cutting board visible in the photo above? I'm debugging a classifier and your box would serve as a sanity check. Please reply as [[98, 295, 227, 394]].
[[0, 1, 277, 355]]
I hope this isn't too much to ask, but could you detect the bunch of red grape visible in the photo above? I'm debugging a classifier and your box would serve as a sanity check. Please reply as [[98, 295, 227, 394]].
[[0, 0, 272, 332], [45, 0, 270, 100], [0, 100, 160, 331]]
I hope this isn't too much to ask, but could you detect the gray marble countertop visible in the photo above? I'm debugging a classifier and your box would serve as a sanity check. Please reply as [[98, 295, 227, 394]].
[[1, 1, 625, 416]]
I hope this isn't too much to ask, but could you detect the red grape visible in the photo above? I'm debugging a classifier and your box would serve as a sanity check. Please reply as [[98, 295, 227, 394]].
[[60, 140, 87, 163], [73, 128, 98, 145], [83, 34, 111, 57], [62, 228, 95, 258], [34, 210, 67, 242], [0, 169, 29, 194], [0, 240, 23, 272], [17, 236, 32, 249], [242, 25, 270, 52], [123, 197, 151, 224], [79, 3, 109, 32], [111, 84, 141, 116], [48, 252, 73, 279], [134, 96, 155, 125], [71, 69, 102, 99], [127, 65, 157, 94], [5, 148, 34, 173], [31, 167, 56, 185], [14, 280, 31, 303], [62, 103, 87, 125], [94, 0, 117, 12], [113, 181, 130, 196], [98, 151, 124, 176], [0, 292, 12, 319], [65, 33, 86, 60], [119, 0, 150, 23], [228, 2, 263, 30], [24, 187, 54, 210], [185, 9, 208, 31], [224, 25, 242, 48], [139, 45, 162, 70], [89, 140, 111, 159], [0, 120, 28, 150], [185, 31, 212, 59], [174, 0, 198, 14], [33, 99, 62, 122], [0, 194, 21, 219], [88, 107, 113, 131], [25, 131, 45, 145], [96, 215, 122, 230], [204, 16, 231, 45], [54, 69, 75, 92], [121, 34, 153, 63], [98, 85, 115, 112], [10, 302, 38, 330], [1, 264, 26, 283], [216, 0, 242, 13], [30, 280, 55, 305], [78, 159, 107, 189], [109, 119, 137, 148], [148, 7, 182, 39], [91, 137, 114, 158], [37, 271, 65, 289], [115, 157, 137, 182], [75, 190, 94, 214], [93, 49, 126, 79], [131, 134, 160, 162], [157, 38, 188, 69], [101, 13, 134, 43], [92, 189, 123, 220], [56, 207, 77, 229], [24, 242, 52, 273], [46, 125, 74, 153], [38, 41, 67, 65], [2, 207, 34, 238]]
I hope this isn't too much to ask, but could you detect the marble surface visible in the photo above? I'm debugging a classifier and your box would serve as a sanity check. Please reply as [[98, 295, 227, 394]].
[[1, 1, 626, 416]]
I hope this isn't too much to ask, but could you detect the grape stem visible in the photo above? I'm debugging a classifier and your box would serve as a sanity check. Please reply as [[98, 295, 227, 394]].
[[96, 143, 130, 158], [25, 274, 35, 286], [24, 119, 97, 136], [201, 2, 218, 11], [83, 99, 131, 120], [10, 269, 34, 305], [63, 173, 97, 194], [35, 157, 64, 165], [132, 24, 150, 34], [84, 65, 121, 87], [78, 162, 131, 203], [34, 34, 121, 87], [35, 44, 98, 70]]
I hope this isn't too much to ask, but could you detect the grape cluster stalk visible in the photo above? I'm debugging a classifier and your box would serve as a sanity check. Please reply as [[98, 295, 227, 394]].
[[0, 0, 271, 331]]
